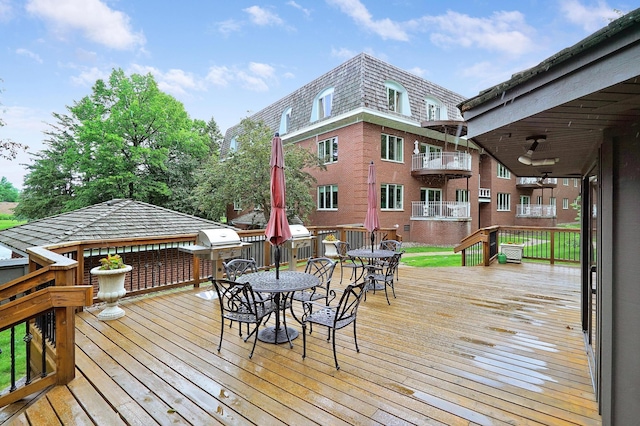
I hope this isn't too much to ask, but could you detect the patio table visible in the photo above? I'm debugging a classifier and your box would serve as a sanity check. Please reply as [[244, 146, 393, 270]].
[[235, 271, 319, 344], [347, 249, 395, 290]]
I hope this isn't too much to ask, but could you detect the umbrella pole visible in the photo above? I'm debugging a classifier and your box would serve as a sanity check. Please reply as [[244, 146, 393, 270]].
[[275, 245, 280, 279], [371, 232, 375, 252]]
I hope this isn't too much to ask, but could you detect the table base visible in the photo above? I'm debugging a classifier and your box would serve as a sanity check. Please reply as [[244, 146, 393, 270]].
[[258, 326, 298, 344]]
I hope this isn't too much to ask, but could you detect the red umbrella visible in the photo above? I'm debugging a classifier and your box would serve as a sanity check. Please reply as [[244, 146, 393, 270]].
[[364, 161, 380, 250], [265, 133, 292, 278]]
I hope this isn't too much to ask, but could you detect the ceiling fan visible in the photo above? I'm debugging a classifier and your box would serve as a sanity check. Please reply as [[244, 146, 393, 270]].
[[518, 136, 559, 166]]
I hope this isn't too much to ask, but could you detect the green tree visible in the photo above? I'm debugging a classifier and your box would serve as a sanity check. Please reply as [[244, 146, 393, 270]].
[[0, 79, 27, 160], [17, 69, 213, 219], [192, 118, 323, 223], [0, 177, 19, 202]]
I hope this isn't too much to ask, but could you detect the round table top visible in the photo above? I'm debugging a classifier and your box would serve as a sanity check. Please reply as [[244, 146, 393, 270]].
[[235, 271, 319, 293], [347, 249, 396, 259]]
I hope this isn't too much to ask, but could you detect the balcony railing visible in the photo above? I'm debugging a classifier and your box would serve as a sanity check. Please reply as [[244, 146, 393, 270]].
[[516, 204, 556, 217], [411, 151, 472, 172], [516, 177, 558, 186], [411, 201, 470, 218], [479, 187, 491, 199]]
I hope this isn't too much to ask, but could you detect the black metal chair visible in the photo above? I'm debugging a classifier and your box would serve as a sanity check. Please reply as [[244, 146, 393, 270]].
[[301, 281, 367, 370], [212, 279, 275, 358], [290, 257, 337, 328], [222, 258, 271, 333], [334, 241, 362, 284], [366, 252, 402, 305], [377, 240, 403, 280]]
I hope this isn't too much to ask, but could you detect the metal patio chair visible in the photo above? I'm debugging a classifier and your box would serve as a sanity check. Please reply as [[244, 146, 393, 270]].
[[334, 241, 363, 284], [301, 281, 367, 370], [290, 257, 337, 329], [366, 252, 402, 305], [212, 279, 275, 359]]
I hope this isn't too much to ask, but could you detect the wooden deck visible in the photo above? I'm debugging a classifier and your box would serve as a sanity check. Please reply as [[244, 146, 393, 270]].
[[2, 262, 601, 425]]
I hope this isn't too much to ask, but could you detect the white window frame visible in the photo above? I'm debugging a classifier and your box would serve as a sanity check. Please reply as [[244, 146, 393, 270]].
[[563, 178, 569, 186], [537, 195, 543, 204], [549, 197, 556, 207], [318, 137, 338, 164], [385, 80, 411, 115], [497, 163, 510, 179], [318, 185, 338, 210], [456, 189, 469, 203], [279, 107, 292, 135], [497, 193, 510, 211], [425, 96, 447, 121], [574, 178, 579, 187], [381, 184, 403, 210], [311, 87, 334, 122], [233, 200, 242, 211], [381, 134, 404, 162], [563, 198, 569, 209]]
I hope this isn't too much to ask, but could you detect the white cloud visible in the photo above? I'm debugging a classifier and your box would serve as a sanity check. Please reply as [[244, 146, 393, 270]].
[[206, 62, 278, 92], [128, 65, 205, 97], [560, 0, 622, 32], [325, 0, 409, 41], [206, 66, 232, 87], [243, 5, 284, 26], [237, 71, 270, 92], [25, 0, 145, 50], [16, 48, 43, 63], [0, 0, 13, 21], [248, 62, 275, 79], [414, 10, 537, 56], [287, 1, 311, 17], [70, 66, 107, 86], [331, 47, 357, 60], [216, 19, 242, 36], [283, 72, 295, 79]]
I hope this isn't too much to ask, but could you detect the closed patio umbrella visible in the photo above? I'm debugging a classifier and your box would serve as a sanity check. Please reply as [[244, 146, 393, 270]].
[[265, 133, 292, 279], [364, 161, 380, 251]]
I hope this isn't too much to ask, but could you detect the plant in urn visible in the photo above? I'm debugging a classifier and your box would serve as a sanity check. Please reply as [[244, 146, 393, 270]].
[[90, 254, 132, 320]]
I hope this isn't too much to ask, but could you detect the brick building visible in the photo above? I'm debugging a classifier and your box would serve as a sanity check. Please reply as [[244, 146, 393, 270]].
[[223, 53, 579, 245]]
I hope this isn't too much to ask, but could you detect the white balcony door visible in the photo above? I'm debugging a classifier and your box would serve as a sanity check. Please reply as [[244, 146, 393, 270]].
[[421, 188, 442, 216], [520, 195, 530, 215], [420, 143, 442, 168]]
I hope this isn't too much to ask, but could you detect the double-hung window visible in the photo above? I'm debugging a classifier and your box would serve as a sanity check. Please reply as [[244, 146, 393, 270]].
[[318, 185, 338, 210], [318, 137, 338, 164], [311, 88, 334, 121], [497, 193, 511, 211], [563, 198, 569, 209], [381, 184, 403, 210], [497, 163, 510, 179], [381, 134, 403, 162], [385, 80, 410, 115]]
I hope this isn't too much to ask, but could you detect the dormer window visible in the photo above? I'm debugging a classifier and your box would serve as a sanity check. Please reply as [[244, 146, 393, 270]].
[[279, 107, 292, 135], [425, 96, 447, 121], [385, 80, 411, 116], [311, 87, 334, 122], [229, 137, 238, 153]]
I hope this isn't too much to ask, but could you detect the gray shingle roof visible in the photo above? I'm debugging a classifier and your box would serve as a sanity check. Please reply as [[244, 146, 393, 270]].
[[0, 199, 234, 254], [223, 52, 466, 154]]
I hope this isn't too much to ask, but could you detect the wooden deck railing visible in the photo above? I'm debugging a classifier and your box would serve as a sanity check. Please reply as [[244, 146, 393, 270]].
[[455, 225, 581, 266], [0, 248, 92, 407]]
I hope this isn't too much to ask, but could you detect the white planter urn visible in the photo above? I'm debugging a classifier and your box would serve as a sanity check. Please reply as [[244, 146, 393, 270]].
[[322, 240, 340, 257], [91, 265, 133, 320]]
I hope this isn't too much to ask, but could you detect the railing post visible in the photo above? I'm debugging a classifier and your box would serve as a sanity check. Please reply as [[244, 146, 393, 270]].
[[54, 268, 77, 384], [550, 231, 555, 265], [483, 233, 491, 266], [193, 255, 201, 286]]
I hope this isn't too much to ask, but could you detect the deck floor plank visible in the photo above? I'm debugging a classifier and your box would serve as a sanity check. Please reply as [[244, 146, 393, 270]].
[[1, 262, 601, 425]]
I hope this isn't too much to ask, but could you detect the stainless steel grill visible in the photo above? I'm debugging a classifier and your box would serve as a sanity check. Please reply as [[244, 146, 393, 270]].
[[285, 224, 312, 250], [181, 228, 249, 261]]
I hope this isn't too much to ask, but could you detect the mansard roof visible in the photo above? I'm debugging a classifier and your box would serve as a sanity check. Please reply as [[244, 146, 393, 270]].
[[223, 53, 466, 154]]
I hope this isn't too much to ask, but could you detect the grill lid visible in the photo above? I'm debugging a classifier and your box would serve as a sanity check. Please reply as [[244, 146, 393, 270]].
[[197, 229, 242, 247], [289, 224, 311, 239]]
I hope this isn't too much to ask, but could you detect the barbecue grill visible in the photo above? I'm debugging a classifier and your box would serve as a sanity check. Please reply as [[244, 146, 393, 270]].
[[179, 228, 250, 279], [283, 224, 312, 271]]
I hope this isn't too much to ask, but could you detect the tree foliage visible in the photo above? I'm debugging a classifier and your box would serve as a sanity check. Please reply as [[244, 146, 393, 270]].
[[192, 118, 323, 224], [16, 69, 213, 220], [0, 79, 28, 160], [0, 177, 19, 202]]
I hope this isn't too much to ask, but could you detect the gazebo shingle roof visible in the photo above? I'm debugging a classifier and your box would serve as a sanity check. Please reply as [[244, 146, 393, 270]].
[[0, 199, 234, 254]]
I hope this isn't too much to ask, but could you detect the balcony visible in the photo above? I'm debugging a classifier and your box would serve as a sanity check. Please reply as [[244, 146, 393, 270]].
[[1, 261, 600, 425], [516, 177, 558, 188], [411, 201, 470, 219], [411, 152, 472, 178], [479, 187, 491, 202], [516, 204, 556, 217]]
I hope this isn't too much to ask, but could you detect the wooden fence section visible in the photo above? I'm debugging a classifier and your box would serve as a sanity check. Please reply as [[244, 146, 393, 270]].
[[2, 262, 600, 425]]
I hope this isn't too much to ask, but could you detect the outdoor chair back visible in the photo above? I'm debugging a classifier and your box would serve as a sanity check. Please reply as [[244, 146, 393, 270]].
[[367, 252, 402, 305], [223, 258, 258, 281], [212, 279, 275, 358], [334, 241, 362, 284], [301, 281, 367, 370]]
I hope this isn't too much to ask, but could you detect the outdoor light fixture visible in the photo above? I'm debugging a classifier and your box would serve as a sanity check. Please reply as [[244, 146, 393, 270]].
[[518, 136, 559, 166]]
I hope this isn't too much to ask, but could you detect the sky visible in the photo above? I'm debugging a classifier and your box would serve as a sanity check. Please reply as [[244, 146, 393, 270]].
[[0, 0, 634, 189]]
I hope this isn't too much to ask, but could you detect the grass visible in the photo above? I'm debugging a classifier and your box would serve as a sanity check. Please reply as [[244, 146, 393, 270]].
[[401, 254, 461, 267], [402, 246, 453, 254], [0, 328, 27, 391], [0, 219, 25, 231]]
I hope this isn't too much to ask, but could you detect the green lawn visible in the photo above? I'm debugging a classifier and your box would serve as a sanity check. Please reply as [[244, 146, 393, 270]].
[[0, 328, 27, 390], [0, 219, 25, 231], [401, 246, 453, 254], [401, 254, 461, 267]]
